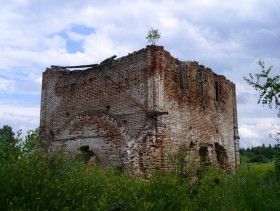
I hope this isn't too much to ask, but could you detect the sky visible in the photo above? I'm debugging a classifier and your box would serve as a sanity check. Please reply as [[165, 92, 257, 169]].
[[0, 0, 279, 148]]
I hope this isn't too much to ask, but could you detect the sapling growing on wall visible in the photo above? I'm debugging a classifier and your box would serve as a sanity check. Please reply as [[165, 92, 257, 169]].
[[146, 28, 161, 45]]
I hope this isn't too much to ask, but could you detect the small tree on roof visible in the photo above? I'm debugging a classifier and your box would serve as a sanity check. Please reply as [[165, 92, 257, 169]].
[[146, 28, 161, 45]]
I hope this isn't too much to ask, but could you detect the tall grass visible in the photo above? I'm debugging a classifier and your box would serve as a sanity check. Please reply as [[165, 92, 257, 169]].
[[1, 151, 279, 211]]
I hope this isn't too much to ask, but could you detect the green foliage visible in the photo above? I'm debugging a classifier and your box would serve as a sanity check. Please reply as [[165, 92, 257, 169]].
[[0, 125, 20, 161], [271, 134, 280, 181], [275, 146, 280, 180], [240, 144, 277, 163], [1, 126, 280, 210], [190, 164, 280, 211], [250, 155, 268, 163], [244, 61, 280, 178], [145, 28, 161, 45], [20, 128, 42, 154], [166, 144, 198, 180], [240, 139, 280, 180], [244, 60, 280, 117], [0, 125, 16, 144]]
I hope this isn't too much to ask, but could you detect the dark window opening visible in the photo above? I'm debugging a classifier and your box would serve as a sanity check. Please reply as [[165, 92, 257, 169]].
[[79, 146, 100, 167], [214, 143, 228, 170], [49, 129, 54, 139], [199, 145, 210, 164], [189, 141, 195, 148], [215, 80, 220, 101], [179, 63, 186, 90], [199, 66, 204, 97]]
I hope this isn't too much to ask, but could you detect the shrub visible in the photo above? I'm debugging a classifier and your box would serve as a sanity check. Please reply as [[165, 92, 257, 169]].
[[250, 155, 268, 163], [1, 126, 280, 210]]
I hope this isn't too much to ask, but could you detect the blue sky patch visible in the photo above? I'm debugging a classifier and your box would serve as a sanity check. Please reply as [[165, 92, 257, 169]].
[[54, 24, 95, 54], [0, 93, 40, 106], [66, 39, 83, 54], [70, 24, 95, 36]]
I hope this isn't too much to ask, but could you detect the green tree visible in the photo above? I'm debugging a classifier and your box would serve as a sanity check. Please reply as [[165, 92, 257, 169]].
[[0, 125, 15, 144], [244, 61, 280, 179], [250, 155, 268, 163], [146, 28, 161, 45], [273, 135, 280, 179], [0, 125, 41, 162], [244, 60, 280, 117], [0, 125, 20, 161]]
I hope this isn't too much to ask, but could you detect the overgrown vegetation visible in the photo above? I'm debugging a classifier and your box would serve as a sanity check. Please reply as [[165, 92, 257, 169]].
[[244, 60, 279, 117], [244, 60, 280, 179], [240, 144, 278, 163], [166, 143, 198, 181], [1, 125, 280, 210]]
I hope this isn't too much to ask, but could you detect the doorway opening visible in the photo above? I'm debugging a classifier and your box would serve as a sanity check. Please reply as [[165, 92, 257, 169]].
[[214, 143, 228, 169], [199, 145, 210, 165], [79, 146, 100, 167]]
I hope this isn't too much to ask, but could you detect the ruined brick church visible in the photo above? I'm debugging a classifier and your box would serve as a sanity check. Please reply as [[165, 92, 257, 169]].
[[39, 45, 240, 173]]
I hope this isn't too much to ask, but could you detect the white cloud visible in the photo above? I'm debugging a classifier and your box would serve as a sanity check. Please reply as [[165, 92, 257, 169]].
[[239, 116, 280, 148], [0, 100, 39, 117], [0, 75, 41, 95], [0, 99, 40, 134], [0, 78, 15, 93], [0, 0, 279, 147], [239, 126, 259, 139]]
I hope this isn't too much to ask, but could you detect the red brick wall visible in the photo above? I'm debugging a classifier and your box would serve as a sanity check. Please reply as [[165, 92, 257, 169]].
[[40, 46, 240, 173]]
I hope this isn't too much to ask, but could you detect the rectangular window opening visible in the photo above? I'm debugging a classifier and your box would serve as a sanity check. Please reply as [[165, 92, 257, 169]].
[[179, 63, 186, 90], [199, 66, 204, 97], [215, 80, 220, 101]]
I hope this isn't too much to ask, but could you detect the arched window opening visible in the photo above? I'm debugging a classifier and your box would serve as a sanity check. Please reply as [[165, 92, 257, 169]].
[[199, 145, 210, 165], [79, 146, 100, 167], [214, 143, 228, 170], [189, 141, 195, 149]]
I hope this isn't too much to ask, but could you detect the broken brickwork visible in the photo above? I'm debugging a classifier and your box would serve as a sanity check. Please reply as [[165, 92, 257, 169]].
[[40, 45, 240, 173]]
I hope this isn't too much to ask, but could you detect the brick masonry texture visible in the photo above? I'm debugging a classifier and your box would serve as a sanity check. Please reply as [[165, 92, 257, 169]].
[[40, 45, 240, 173]]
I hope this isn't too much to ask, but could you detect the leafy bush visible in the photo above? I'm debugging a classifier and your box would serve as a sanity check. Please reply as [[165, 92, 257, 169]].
[[1, 126, 280, 210], [250, 155, 269, 163]]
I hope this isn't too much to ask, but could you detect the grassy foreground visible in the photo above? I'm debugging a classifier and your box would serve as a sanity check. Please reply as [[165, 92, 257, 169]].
[[0, 152, 279, 211]]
